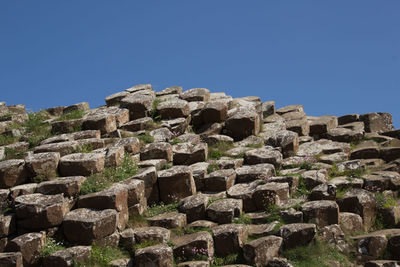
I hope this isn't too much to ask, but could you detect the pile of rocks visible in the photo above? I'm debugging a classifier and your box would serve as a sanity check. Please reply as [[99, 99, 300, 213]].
[[0, 84, 399, 266]]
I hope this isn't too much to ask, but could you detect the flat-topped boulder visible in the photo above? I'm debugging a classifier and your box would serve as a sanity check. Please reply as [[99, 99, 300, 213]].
[[253, 182, 290, 210], [5, 232, 45, 267], [120, 93, 155, 120], [178, 194, 209, 223], [204, 169, 236, 192], [59, 152, 105, 176], [35, 176, 86, 197], [120, 117, 153, 132], [157, 99, 190, 119], [227, 181, 259, 212], [180, 88, 210, 102], [15, 193, 69, 230], [148, 212, 187, 229], [0, 159, 28, 189], [243, 236, 283, 266], [0, 252, 23, 267], [206, 198, 242, 224], [135, 243, 173, 267], [82, 113, 117, 134], [212, 224, 248, 256], [278, 223, 316, 249], [132, 226, 171, 244], [224, 108, 260, 141], [157, 166, 196, 203], [244, 146, 283, 167], [173, 231, 214, 261], [25, 152, 60, 178], [337, 188, 377, 230], [78, 184, 128, 211], [235, 163, 275, 183], [63, 208, 117, 245], [297, 139, 350, 157], [301, 200, 339, 228], [42, 246, 91, 267], [172, 142, 207, 165], [141, 142, 173, 162]]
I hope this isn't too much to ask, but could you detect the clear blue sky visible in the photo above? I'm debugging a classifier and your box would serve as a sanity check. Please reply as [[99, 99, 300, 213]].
[[1, 1, 399, 128]]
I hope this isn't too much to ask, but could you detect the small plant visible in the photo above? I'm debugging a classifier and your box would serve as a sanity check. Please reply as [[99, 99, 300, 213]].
[[150, 98, 162, 121], [78, 246, 129, 267], [245, 143, 263, 148], [282, 239, 351, 267], [3, 147, 25, 160], [208, 141, 234, 160], [80, 154, 138, 194], [138, 132, 154, 144], [145, 202, 179, 217], [73, 143, 93, 153], [294, 176, 311, 197], [335, 187, 349, 200], [0, 134, 18, 146], [161, 164, 172, 170], [375, 192, 397, 209], [56, 110, 85, 122], [207, 161, 221, 174], [169, 137, 182, 145], [212, 253, 245, 266], [0, 113, 13, 121], [40, 237, 65, 258], [329, 164, 366, 178], [127, 214, 148, 228], [233, 213, 252, 224], [133, 240, 160, 250]]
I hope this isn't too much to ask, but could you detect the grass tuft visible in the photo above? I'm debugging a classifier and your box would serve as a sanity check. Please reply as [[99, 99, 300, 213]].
[[80, 154, 138, 195], [56, 110, 85, 122]]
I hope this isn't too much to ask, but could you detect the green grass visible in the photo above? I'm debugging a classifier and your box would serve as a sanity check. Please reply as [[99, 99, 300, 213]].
[[150, 98, 162, 121], [294, 176, 311, 197], [207, 162, 221, 174], [245, 143, 263, 149], [133, 240, 160, 251], [161, 164, 172, 170], [22, 111, 53, 148], [77, 246, 130, 267], [169, 137, 182, 145], [145, 202, 179, 217], [335, 187, 349, 200], [329, 164, 366, 178], [282, 239, 351, 267], [233, 213, 252, 225], [137, 132, 154, 144], [211, 253, 245, 267], [55, 110, 85, 121], [2, 147, 25, 160], [73, 143, 94, 153], [0, 134, 18, 146], [127, 214, 148, 228], [376, 192, 397, 209], [208, 141, 234, 160], [0, 113, 13, 121], [40, 237, 66, 258], [80, 154, 138, 195]]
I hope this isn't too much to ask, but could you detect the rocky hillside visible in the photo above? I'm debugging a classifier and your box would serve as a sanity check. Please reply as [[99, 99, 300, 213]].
[[0, 84, 400, 267]]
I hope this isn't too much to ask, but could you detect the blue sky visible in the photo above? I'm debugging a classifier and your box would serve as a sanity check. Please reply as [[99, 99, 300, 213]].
[[1, 1, 399, 128]]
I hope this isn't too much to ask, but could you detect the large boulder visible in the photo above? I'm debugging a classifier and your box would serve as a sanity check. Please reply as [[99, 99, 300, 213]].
[[5, 232, 45, 266], [135, 244, 173, 267], [243, 236, 283, 266], [224, 108, 260, 141], [157, 99, 190, 119], [173, 231, 214, 261], [206, 198, 242, 224], [172, 142, 208, 165], [278, 223, 316, 249], [59, 152, 105, 177], [25, 152, 60, 178], [141, 142, 173, 162], [15, 193, 69, 230], [301, 200, 339, 228], [63, 208, 117, 245], [360, 113, 394, 133], [180, 88, 210, 102], [212, 224, 248, 256], [0, 160, 28, 189], [337, 188, 377, 231], [244, 147, 282, 167], [157, 166, 196, 203]]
